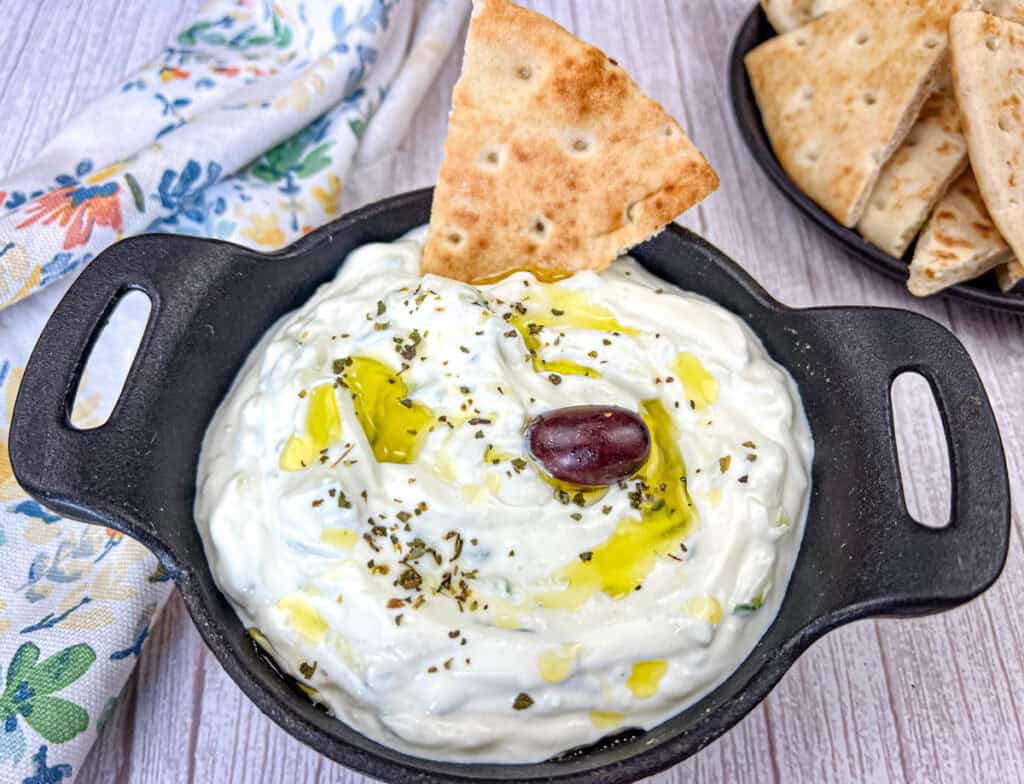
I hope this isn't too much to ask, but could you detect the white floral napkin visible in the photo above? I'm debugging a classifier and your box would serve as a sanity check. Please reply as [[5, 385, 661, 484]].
[[0, 1, 468, 780]]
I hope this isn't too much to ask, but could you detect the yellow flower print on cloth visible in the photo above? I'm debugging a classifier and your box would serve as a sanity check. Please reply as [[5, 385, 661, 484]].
[[241, 212, 287, 248]]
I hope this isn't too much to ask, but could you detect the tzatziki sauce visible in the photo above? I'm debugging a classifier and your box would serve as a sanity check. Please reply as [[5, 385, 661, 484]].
[[195, 226, 813, 763]]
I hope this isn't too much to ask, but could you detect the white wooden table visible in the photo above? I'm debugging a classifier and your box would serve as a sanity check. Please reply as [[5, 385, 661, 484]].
[[2, 1, 1021, 782]]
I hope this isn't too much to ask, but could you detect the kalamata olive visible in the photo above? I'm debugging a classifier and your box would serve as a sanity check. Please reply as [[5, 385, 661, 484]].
[[526, 405, 651, 486]]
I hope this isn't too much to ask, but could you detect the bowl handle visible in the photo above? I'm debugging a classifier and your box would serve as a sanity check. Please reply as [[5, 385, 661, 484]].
[[817, 308, 1010, 617], [8, 233, 247, 572]]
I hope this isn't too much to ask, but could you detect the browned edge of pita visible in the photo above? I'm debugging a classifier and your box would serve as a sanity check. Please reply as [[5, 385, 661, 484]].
[[950, 11, 1024, 266], [421, 0, 718, 283], [745, 0, 969, 228], [907, 168, 1012, 296]]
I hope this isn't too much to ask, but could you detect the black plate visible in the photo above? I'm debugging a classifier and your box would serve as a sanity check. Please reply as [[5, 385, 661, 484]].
[[728, 4, 1024, 314], [8, 189, 1011, 783]]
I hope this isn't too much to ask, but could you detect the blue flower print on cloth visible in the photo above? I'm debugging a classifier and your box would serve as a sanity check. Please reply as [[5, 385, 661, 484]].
[[0, 1, 470, 781]]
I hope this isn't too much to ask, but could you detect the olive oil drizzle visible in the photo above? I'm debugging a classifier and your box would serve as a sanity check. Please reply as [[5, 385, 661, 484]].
[[538, 399, 695, 609], [508, 286, 638, 379], [626, 660, 668, 699], [341, 356, 434, 464], [673, 352, 718, 411], [280, 384, 342, 471]]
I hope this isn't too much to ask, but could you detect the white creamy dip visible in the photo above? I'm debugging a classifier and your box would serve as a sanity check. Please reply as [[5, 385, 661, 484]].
[[195, 227, 813, 763]]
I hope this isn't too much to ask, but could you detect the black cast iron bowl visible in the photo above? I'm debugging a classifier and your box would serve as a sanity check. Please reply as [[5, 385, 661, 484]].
[[9, 188, 1011, 784], [728, 4, 1024, 314]]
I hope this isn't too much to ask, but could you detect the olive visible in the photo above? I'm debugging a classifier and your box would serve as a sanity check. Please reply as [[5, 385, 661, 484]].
[[526, 405, 651, 487]]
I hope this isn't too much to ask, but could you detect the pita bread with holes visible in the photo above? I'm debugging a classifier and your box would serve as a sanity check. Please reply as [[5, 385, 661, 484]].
[[745, 0, 970, 228], [950, 11, 1024, 266], [997, 257, 1024, 292], [857, 89, 968, 258], [421, 0, 718, 283], [907, 168, 1013, 295], [760, 0, 848, 33]]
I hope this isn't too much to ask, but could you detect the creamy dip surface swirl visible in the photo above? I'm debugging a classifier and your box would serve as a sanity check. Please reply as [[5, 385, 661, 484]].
[[195, 227, 813, 763]]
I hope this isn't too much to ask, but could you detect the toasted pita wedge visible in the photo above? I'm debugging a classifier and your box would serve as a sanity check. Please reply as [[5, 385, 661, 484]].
[[760, 0, 848, 33], [421, 0, 718, 283], [997, 257, 1024, 292], [908, 168, 1012, 296], [745, 0, 968, 228], [858, 89, 968, 258], [951, 11, 1024, 265]]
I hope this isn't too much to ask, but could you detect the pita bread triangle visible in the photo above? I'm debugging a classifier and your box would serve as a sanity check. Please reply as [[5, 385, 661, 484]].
[[857, 87, 968, 258], [907, 168, 1012, 296], [950, 10, 1024, 265], [421, 0, 718, 283], [745, 0, 970, 228]]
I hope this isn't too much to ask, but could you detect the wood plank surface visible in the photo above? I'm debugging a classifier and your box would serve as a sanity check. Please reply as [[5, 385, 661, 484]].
[[0, 1, 1020, 782]]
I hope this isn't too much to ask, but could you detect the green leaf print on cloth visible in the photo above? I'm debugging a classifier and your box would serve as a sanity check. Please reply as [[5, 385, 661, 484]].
[[1, 643, 95, 745], [248, 117, 334, 185], [178, 12, 293, 50]]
